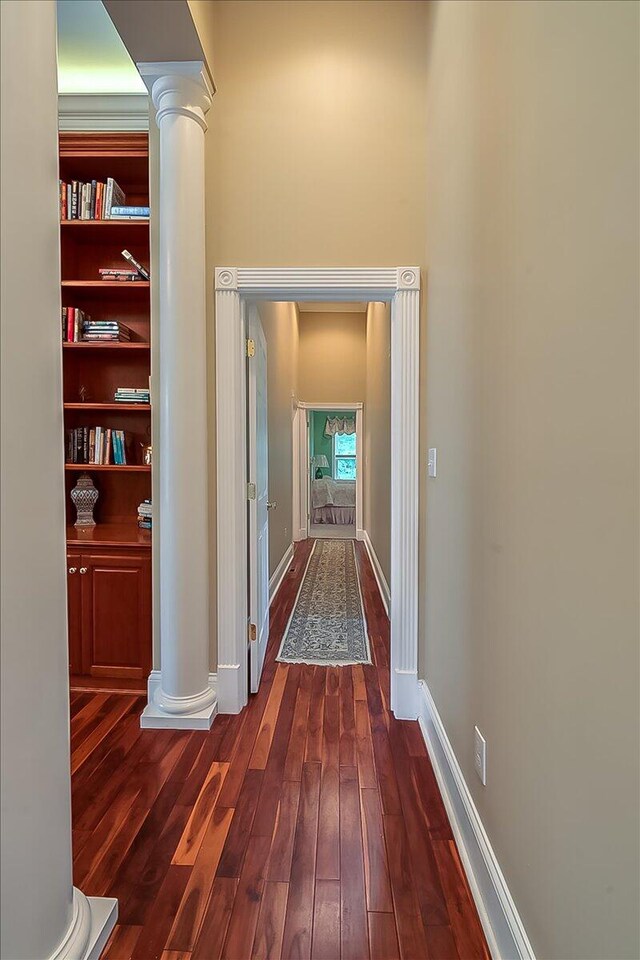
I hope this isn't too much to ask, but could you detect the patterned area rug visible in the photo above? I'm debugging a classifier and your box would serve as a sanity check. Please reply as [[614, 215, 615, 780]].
[[277, 540, 371, 666]]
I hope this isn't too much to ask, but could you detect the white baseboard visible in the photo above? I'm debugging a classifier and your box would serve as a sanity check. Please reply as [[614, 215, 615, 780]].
[[361, 530, 390, 616], [417, 680, 535, 960], [140, 671, 217, 729], [269, 543, 294, 603]]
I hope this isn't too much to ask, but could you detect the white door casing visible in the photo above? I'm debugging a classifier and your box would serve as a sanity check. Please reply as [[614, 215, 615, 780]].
[[215, 267, 420, 720], [247, 305, 270, 693]]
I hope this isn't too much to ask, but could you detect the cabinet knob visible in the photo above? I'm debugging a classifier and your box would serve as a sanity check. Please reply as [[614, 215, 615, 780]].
[[68, 566, 77, 574], [79, 567, 88, 574]]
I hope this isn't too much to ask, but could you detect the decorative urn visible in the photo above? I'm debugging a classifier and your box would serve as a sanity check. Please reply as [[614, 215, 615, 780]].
[[70, 473, 98, 527]]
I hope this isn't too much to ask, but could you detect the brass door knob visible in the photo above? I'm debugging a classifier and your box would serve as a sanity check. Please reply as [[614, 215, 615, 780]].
[[79, 567, 88, 574], [68, 567, 77, 574]]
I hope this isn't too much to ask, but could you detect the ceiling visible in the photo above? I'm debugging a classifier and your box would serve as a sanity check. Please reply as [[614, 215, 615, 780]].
[[57, 0, 146, 94], [297, 302, 368, 313]]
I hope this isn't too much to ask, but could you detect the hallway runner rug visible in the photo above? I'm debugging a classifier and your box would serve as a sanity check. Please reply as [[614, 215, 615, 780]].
[[276, 539, 371, 666]]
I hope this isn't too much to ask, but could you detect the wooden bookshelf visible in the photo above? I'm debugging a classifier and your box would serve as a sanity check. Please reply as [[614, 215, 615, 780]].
[[60, 131, 152, 686]]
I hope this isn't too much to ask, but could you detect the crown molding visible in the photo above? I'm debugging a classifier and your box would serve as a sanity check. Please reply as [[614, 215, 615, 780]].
[[58, 93, 149, 131]]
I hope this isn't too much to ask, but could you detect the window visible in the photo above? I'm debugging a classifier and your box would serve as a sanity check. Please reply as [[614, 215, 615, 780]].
[[333, 432, 356, 480]]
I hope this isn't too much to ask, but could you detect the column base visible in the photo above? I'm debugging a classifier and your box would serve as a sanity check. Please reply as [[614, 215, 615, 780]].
[[50, 888, 117, 960], [140, 670, 217, 729]]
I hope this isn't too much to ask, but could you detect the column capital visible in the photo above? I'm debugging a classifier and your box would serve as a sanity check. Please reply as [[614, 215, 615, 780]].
[[137, 60, 214, 132]]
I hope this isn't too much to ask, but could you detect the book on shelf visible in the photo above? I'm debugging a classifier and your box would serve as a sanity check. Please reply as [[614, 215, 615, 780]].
[[61, 306, 90, 342], [110, 206, 150, 219], [59, 177, 128, 220], [82, 320, 132, 342], [66, 427, 129, 465], [121, 249, 150, 280], [98, 267, 145, 282], [114, 386, 150, 404], [137, 499, 152, 529]]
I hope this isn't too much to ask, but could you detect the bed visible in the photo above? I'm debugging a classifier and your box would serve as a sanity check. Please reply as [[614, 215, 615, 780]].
[[311, 478, 356, 525]]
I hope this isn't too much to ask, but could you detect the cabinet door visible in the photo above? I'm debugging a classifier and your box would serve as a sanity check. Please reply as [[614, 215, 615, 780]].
[[80, 551, 151, 680], [67, 551, 82, 675]]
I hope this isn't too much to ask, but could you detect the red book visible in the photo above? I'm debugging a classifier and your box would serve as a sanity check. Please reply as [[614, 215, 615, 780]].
[[66, 306, 75, 343]]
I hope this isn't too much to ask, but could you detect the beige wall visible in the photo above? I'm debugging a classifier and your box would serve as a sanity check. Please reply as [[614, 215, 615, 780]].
[[258, 301, 299, 577], [423, 3, 640, 959], [1, 2, 76, 956], [298, 312, 366, 404], [199, 0, 428, 666], [364, 303, 391, 582]]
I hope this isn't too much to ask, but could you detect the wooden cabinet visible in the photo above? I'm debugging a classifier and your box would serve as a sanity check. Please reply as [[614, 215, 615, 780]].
[[67, 549, 83, 675], [67, 544, 151, 681]]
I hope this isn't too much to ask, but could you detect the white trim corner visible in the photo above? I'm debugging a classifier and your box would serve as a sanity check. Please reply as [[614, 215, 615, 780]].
[[269, 544, 294, 604], [417, 680, 536, 960]]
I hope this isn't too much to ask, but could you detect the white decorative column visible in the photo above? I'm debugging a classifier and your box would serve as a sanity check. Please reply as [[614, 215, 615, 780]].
[[390, 268, 421, 719], [138, 62, 217, 729]]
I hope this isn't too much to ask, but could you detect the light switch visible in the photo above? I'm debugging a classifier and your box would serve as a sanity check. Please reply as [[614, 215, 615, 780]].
[[428, 448, 437, 478], [474, 726, 487, 785]]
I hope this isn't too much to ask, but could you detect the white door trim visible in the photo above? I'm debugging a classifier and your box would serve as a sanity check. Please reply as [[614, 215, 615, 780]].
[[295, 401, 364, 540], [215, 266, 420, 719]]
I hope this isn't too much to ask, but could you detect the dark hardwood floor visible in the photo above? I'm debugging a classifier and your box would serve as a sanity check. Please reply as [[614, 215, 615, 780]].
[[71, 540, 489, 960]]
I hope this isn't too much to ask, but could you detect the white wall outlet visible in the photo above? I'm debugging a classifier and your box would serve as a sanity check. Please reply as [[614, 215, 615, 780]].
[[474, 726, 487, 785], [428, 447, 437, 478]]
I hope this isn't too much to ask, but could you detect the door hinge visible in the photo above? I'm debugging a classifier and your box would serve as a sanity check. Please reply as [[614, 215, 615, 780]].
[[248, 622, 257, 642], [247, 481, 256, 500], [246, 338, 255, 358]]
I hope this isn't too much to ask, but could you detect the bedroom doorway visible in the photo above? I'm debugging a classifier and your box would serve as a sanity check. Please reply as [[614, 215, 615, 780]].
[[296, 402, 363, 541], [215, 266, 420, 720]]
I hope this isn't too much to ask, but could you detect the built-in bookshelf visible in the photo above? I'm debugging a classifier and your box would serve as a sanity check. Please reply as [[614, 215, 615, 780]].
[[59, 132, 151, 547]]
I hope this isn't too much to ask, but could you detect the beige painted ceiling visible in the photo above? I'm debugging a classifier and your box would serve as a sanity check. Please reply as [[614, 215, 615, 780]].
[[297, 303, 368, 313], [57, 0, 145, 94]]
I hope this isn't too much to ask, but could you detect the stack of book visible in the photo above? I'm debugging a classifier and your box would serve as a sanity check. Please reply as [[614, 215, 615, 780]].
[[82, 321, 131, 343], [114, 387, 150, 405], [99, 268, 144, 283], [66, 427, 128, 465], [111, 206, 150, 220], [59, 177, 126, 220], [137, 500, 152, 530], [62, 306, 89, 342]]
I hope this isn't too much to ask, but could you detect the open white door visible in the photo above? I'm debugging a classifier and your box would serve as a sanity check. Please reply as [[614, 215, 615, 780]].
[[247, 305, 269, 693]]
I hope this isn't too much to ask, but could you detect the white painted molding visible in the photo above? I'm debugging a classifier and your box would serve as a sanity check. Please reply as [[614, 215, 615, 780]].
[[137, 61, 214, 131], [296, 400, 363, 410], [270, 544, 294, 604], [362, 530, 390, 616], [217, 663, 246, 716], [58, 94, 149, 131], [417, 680, 536, 960], [215, 267, 420, 719], [141, 671, 217, 730], [390, 284, 420, 720], [49, 888, 117, 960]]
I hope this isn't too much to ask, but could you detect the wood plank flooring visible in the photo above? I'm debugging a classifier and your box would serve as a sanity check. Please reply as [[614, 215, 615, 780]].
[[71, 540, 490, 960]]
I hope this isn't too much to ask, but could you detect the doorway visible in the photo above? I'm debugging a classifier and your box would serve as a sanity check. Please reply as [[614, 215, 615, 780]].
[[215, 266, 421, 721], [296, 403, 364, 541]]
